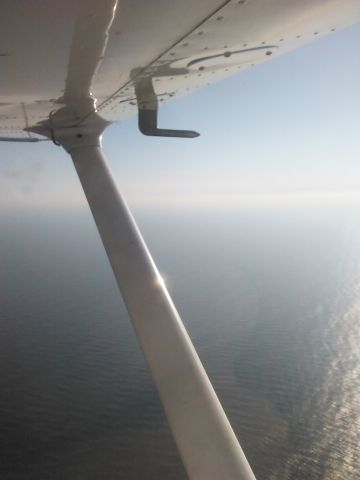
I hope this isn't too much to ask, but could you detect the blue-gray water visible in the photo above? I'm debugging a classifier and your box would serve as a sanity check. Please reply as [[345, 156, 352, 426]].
[[0, 204, 359, 479]]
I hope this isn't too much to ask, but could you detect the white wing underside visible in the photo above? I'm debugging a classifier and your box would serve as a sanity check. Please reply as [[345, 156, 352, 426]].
[[0, 0, 359, 138]]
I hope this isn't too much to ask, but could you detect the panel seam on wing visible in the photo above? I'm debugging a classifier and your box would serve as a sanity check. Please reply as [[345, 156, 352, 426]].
[[77, 0, 235, 125]]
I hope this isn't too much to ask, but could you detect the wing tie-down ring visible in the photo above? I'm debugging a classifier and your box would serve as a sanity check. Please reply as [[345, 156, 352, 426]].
[[49, 110, 61, 146]]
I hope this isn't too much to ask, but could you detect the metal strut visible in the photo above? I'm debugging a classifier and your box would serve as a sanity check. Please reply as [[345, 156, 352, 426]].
[[55, 126, 255, 480], [135, 76, 200, 138], [0, 137, 46, 143]]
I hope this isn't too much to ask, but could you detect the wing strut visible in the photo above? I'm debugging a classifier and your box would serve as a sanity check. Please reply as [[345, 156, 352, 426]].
[[56, 126, 255, 480]]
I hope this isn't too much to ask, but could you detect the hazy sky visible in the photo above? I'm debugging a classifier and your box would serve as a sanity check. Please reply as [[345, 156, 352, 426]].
[[1, 23, 359, 209]]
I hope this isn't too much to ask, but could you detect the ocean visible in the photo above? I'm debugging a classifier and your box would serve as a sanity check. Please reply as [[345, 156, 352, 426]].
[[0, 203, 359, 479]]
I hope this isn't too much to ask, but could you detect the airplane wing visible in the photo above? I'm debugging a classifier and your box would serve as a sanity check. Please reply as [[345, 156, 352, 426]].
[[0, 0, 359, 139]]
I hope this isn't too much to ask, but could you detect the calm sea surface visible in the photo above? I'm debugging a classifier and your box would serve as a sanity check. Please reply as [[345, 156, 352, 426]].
[[0, 204, 359, 479]]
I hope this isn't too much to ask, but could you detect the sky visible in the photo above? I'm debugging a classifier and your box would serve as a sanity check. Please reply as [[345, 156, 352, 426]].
[[0, 23, 359, 210]]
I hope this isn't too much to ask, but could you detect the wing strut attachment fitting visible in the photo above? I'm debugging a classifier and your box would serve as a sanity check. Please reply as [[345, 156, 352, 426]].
[[135, 76, 199, 138]]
